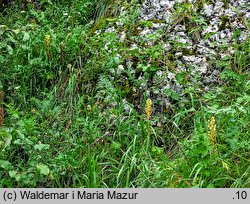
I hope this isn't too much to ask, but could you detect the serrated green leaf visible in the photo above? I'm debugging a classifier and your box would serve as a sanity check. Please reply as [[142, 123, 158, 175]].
[[36, 164, 50, 176], [9, 170, 21, 181], [0, 160, 13, 170], [9, 170, 17, 178], [0, 129, 12, 151]]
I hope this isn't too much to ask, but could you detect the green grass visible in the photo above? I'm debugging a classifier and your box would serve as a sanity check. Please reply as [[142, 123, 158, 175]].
[[0, 0, 249, 187]]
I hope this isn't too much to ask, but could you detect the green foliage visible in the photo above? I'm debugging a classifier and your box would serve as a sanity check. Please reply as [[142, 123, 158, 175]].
[[0, 0, 249, 188]]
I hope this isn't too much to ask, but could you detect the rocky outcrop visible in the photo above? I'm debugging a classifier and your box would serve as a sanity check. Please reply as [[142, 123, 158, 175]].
[[138, 0, 249, 74], [136, 0, 249, 109], [101, 0, 250, 113]]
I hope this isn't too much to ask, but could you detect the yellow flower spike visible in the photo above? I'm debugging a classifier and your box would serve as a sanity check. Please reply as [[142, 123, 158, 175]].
[[145, 98, 152, 151], [208, 116, 216, 147], [145, 98, 152, 120], [45, 34, 52, 59], [44, 34, 51, 48]]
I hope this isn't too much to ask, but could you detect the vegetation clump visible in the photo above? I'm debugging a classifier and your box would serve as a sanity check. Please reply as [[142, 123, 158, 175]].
[[0, 0, 249, 187]]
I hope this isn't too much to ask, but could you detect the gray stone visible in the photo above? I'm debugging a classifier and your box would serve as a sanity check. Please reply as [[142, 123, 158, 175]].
[[117, 65, 124, 75]]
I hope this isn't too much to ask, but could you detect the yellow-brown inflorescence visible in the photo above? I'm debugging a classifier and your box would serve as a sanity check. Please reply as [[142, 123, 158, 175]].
[[45, 34, 52, 59], [208, 116, 216, 147], [145, 98, 152, 120], [44, 34, 51, 48]]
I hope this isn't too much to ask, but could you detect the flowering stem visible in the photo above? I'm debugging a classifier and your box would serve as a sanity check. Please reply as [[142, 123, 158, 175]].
[[145, 98, 152, 151], [146, 119, 150, 151]]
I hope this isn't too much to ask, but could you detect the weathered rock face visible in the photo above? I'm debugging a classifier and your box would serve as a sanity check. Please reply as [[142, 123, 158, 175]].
[[138, 0, 249, 74], [101, 0, 249, 113], [135, 0, 249, 107]]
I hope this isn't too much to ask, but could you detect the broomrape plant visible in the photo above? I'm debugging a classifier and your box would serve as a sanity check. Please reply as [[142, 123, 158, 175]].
[[0, 0, 249, 188], [44, 34, 51, 59], [208, 116, 216, 149], [145, 98, 152, 120], [145, 98, 152, 150]]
